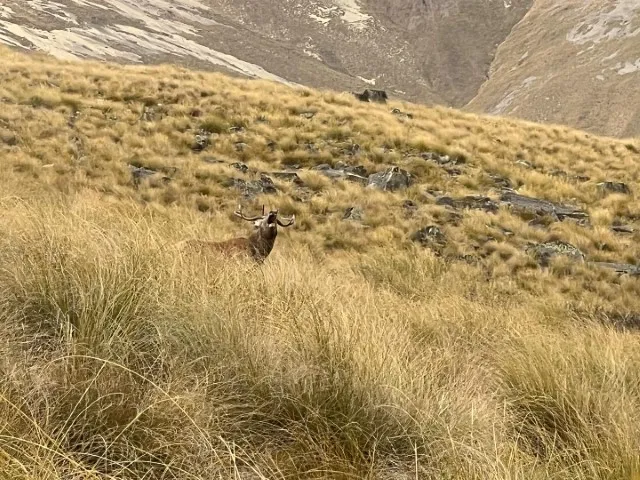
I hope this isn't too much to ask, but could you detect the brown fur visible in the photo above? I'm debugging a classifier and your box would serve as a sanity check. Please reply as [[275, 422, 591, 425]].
[[178, 206, 295, 263]]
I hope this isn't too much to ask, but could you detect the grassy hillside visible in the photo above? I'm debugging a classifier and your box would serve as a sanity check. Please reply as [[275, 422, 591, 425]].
[[1, 45, 640, 479]]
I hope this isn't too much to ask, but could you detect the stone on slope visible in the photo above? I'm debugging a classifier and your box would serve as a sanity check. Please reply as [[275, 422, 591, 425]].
[[343, 207, 364, 221], [367, 166, 412, 191], [500, 191, 588, 221], [525, 240, 585, 266], [436, 195, 499, 213], [311, 164, 368, 185], [229, 174, 277, 198], [411, 225, 447, 254], [353, 89, 388, 103], [590, 262, 640, 276], [597, 181, 631, 195]]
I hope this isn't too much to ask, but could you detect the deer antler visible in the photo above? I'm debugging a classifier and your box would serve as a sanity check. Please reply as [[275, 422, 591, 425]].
[[234, 204, 263, 222], [277, 214, 295, 227]]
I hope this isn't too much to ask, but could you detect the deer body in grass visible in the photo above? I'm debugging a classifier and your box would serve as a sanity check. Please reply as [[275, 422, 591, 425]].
[[179, 205, 295, 263]]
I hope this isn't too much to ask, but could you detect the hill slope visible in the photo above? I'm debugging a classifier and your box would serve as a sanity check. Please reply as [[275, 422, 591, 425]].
[[0, 0, 534, 108], [1, 46, 640, 479], [2, 1, 640, 137], [467, 0, 640, 138]]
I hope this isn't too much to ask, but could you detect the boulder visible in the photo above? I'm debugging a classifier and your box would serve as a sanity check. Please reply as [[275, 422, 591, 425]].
[[311, 164, 368, 185], [229, 174, 278, 198], [500, 191, 588, 221], [402, 199, 418, 212], [391, 108, 413, 119], [420, 151, 465, 166], [436, 195, 499, 213], [411, 225, 447, 254], [488, 173, 513, 189], [343, 206, 364, 221], [597, 181, 631, 195], [336, 142, 361, 156], [234, 142, 248, 152], [334, 161, 368, 177], [367, 166, 412, 191], [191, 130, 210, 152], [353, 89, 388, 103], [202, 156, 224, 165], [128, 164, 173, 188], [611, 224, 635, 234], [515, 159, 534, 169], [271, 171, 304, 186], [525, 240, 585, 266], [231, 162, 249, 173], [590, 262, 640, 276]]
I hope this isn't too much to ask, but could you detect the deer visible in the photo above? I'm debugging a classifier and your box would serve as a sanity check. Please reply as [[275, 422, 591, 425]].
[[177, 204, 295, 263]]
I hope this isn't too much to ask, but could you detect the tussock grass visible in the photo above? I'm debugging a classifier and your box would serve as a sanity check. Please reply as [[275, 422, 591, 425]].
[[1, 46, 640, 478]]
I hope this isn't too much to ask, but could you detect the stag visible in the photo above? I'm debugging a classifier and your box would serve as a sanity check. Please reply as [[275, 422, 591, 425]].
[[178, 205, 295, 263]]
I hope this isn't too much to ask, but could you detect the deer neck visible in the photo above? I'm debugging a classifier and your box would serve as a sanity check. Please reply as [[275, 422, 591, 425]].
[[249, 228, 277, 259]]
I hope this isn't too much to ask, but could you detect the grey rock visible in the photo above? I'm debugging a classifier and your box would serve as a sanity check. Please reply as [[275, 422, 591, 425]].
[[403, 199, 418, 211], [436, 195, 499, 213], [525, 240, 585, 266], [500, 191, 588, 221], [229, 174, 278, 198], [202, 156, 225, 164], [353, 89, 388, 103], [488, 173, 513, 189], [311, 164, 368, 185], [234, 142, 248, 152], [231, 162, 249, 173], [516, 159, 534, 168], [590, 262, 640, 276], [549, 169, 568, 178], [128, 164, 156, 180], [271, 171, 304, 185], [367, 166, 412, 191], [597, 181, 631, 195], [391, 108, 413, 119], [612, 224, 635, 234], [305, 142, 319, 153], [300, 111, 316, 119], [420, 151, 465, 165], [343, 206, 364, 221], [128, 164, 172, 188], [337, 142, 361, 156], [192, 130, 210, 152], [334, 161, 368, 177], [141, 104, 164, 122], [411, 225, 447, 253]]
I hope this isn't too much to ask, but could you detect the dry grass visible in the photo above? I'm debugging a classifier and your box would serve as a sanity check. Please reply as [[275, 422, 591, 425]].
[[0, 46, 640, 478]]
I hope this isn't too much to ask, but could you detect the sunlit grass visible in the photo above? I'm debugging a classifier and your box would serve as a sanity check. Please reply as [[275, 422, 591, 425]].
[[0, 45, 640, 479]]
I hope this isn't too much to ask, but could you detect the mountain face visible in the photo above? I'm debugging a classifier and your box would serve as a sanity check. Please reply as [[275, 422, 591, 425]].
[[0, 0, 531, 106], [0, 1, 639, 138], [467, 0, 640, 139]]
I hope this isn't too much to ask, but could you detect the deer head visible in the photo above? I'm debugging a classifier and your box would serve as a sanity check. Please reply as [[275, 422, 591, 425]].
[[233, 204, 295, 262]]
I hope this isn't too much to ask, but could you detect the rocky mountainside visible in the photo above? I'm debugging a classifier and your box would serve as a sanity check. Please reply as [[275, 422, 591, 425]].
[[467, 0, 640, 138], [0, 0, 639, 137]]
